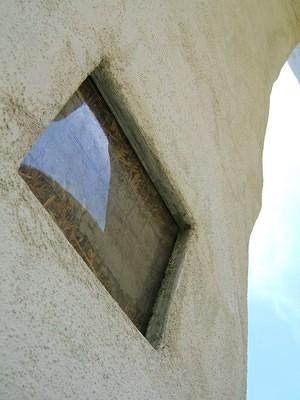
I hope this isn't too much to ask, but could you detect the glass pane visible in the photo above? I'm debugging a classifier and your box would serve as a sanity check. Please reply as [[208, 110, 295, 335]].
[[19, 77, 178, 334]]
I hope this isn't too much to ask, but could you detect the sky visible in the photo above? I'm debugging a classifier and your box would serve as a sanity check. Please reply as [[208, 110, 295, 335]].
[[247, 59, 300, 398]]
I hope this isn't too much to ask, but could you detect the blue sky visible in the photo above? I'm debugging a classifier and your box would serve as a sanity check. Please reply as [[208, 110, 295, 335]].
[[247, 60, 300, 398]]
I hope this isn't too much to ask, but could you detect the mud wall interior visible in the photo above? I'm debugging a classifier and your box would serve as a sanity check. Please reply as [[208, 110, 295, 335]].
[[0, 1, 300, 399]]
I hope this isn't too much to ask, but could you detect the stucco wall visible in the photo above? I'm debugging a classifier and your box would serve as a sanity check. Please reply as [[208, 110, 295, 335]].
[[0, 1, 299, 399]]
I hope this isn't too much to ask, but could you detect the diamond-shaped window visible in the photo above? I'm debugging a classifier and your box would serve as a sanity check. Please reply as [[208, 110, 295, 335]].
[[19, 77, 178, 336]]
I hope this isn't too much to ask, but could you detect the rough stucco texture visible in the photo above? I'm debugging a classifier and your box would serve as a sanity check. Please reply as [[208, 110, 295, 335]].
[[0, 1, 300, 399]]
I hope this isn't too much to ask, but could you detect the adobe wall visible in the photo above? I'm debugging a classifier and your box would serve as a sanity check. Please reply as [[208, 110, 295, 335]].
[[0, 1, 299, 399]]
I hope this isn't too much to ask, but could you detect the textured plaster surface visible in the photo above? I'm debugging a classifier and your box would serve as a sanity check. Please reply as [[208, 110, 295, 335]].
[[0, 1, 300, 399]]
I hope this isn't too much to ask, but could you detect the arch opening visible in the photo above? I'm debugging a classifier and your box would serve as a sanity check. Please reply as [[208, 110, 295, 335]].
[[247, 44, 300, 398]]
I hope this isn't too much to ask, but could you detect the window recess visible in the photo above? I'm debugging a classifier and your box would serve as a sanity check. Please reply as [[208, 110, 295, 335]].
[[19, 76, 179, 336]]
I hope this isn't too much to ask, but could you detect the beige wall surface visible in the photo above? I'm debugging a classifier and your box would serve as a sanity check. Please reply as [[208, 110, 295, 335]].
[[0, 1, 299, 399]]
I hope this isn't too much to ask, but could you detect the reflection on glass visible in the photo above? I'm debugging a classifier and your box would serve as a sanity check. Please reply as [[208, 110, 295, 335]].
[[21, 103, 110, 231], [19, 77, 178, 334]]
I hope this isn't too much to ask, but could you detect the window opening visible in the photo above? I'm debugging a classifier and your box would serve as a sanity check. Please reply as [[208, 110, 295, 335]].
[[19, 77, 178, 335]]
